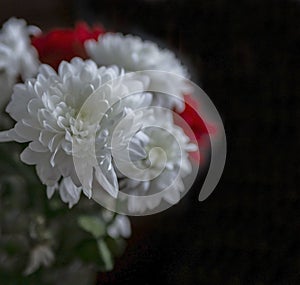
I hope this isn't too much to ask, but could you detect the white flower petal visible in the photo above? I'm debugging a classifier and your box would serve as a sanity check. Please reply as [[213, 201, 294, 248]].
[[94, 164, 118, 199], [107, 215, 131, 239], [0, 130, 13, 142], [59, 177, 81, 208], [47, 183, 58, 199]]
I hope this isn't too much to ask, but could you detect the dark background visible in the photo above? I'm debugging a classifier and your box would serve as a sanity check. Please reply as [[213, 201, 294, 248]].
[[0, 0, 299, 284]]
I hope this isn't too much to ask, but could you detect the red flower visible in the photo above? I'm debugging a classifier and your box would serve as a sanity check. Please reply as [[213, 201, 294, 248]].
[[32, 22, 105, 69], [175, 94, 216, 164]]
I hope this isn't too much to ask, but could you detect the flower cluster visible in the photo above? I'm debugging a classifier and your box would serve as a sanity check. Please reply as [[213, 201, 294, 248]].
[[0, 18, 207, 214], [0, 17, 213, 280]]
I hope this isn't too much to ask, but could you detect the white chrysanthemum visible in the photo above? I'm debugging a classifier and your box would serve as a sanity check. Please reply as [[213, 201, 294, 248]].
[[85, 33, 191, 111], [117, 108, 197, 213], [0, 18, 40, 109], [0, 58, 151, 207]]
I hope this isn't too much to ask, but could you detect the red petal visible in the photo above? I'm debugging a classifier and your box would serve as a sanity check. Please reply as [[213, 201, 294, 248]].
[[32, 22, 105, 70]]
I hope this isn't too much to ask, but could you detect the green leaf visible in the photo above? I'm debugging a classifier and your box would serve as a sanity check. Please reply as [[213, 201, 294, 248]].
[[105, 236, 126, 257], [77, 215, 106, 238], [97, 239, 113, 271], [74, 240, 100, 263]]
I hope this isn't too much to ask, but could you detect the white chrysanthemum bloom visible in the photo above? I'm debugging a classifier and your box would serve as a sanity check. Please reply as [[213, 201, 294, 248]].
[[117, 108, 197, 213], [0, 18, 40, 108], [24, 244, 54, 275], [0, 58, 151, 208], [85, 33, 191, 111]]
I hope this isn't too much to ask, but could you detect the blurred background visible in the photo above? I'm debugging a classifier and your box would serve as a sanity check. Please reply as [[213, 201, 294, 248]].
[[0, 0, 299, 284]]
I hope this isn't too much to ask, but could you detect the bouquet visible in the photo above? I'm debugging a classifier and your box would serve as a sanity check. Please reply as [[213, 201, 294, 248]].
[[0, 18, 225, 284]]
